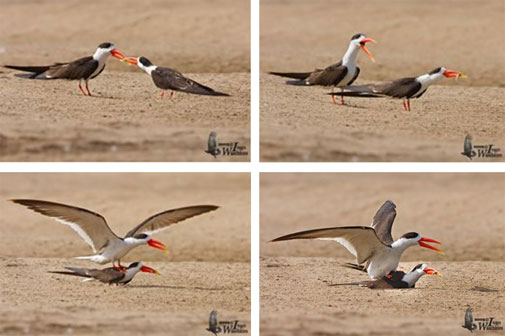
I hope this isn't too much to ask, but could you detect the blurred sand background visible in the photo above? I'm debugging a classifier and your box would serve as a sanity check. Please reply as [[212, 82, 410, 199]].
[[0, 173, 250, 335], [0, 0, 250, 161], [260, 0, 505, 161], [260, 173, 505, 335]]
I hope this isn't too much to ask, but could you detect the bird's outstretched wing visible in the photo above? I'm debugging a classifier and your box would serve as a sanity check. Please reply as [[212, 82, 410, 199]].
[[12, 199, 120, 253], [271, 226, 389, 264], [125, 205, 219, 237], [370, 200, 397, 245]]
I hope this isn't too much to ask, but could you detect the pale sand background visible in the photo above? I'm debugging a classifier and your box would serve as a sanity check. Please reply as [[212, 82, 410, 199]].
[[261, 173, 505, 335], [260, 0, 505, 161], [0, 0, 250, 161], [0, 173, 250, 335]]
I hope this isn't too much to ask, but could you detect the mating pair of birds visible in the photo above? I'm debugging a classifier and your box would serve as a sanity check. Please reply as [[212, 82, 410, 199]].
[[270, 33, 466, 111], [3, 42, 229, 98], [271, 200, 443, 289], [12, 199, 219, 285]]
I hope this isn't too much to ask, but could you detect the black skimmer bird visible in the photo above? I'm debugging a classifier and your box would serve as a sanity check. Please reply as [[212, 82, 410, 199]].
[[122, 56, 229, 98], [3, 42, 125, 96], [331, 67, 466, 111], [269, 33, 376, 105], [270, 200, 444, 280], [331, 263, 441, 289], [12, 199, 218, 268], [49, 261, 159, 285]]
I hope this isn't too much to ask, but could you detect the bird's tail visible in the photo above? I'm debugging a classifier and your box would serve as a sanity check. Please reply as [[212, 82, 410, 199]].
[[341, 262, 367, 272], [328, 84, 382, 98], [269, 71, 311, 80], [3, 65, 50, 78], [207, 91, 230, 97], [48, 270, 90, 279]]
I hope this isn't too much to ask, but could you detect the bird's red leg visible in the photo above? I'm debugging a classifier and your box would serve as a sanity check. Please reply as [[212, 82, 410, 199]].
[[78, 80, 87, 96], [340, 88, 345, 105], [402, 100, 407, 111], [407, 99, 411, 111], [169, 91, 174, 99], [160, 90, 164, 98], [331, 87, 337, 104], [85, 80, 92, 96]]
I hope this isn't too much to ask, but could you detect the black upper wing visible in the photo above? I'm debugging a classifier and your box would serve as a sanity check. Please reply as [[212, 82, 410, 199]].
[[151, 67, 229, 96], [378, 77, 422, 99], [370, 200, 397, 245]]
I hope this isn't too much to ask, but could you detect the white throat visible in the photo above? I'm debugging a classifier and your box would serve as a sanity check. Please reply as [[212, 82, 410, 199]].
[[141, 65, 157, 75], [416, 72, 444, 86], [92, 48, 111, 63], [122, 268, 140, 282], [342, 42, 360, 66], [402, 270, 425, 287]]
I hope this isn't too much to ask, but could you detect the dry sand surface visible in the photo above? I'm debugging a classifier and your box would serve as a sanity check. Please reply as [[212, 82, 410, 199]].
[[0, 173, 251, 335], [260, 0, 505, 161], [260, 173, 505, 335], [0, 0, 250, 161]]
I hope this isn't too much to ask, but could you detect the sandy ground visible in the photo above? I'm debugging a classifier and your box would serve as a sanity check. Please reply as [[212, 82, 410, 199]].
[[0, 173, 251, 335], [0, 0, 250, 162], [260, 0, 505, 161], [260, 173, 505, 335]]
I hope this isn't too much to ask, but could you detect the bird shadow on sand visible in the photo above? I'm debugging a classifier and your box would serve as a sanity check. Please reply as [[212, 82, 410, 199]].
[[128, 285, 228, 291]]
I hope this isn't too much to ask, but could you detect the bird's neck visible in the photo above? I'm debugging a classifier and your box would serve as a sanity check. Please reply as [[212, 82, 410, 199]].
[[143, 65, 157, 75], [390, 238, 414, 254], [342, 43, 359, 66], [123, 237, 146, 247], [122, 268, 139, 282], [92, 49, 110, 63], [402, 270, 425, 287]]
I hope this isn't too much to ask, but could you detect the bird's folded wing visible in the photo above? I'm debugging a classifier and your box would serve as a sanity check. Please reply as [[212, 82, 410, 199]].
[[370, 200, 396, 245], [271, 226, 388, 264], [88, 268, 125, 283], [125, 205, 219, 237], [12, 199, 120, 253]]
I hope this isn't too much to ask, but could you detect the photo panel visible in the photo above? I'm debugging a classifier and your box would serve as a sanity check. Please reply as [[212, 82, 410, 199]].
[[260, 173, 505, 334], [260, 0, 504, 162], [0, 0, 250, 162], [0, 173, 250, 334]]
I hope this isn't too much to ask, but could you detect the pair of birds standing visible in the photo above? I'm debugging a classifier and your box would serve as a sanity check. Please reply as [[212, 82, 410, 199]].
[[3, 42, 229, 98], [270, 33, 465, 111], [12, 199, 219, 285], [271, 200, 443, 289]]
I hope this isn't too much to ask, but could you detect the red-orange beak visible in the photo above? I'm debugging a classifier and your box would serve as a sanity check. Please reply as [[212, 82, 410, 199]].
[[147, 239, 170, 254], [443, 69, 466, 79], [140, 265, 161, 275], [418, 237, 445, 255], [122, 56, 138, 65], [110, 48, 126, 60], [360, 38, 377, 63], [423, 267, 441, 276]]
